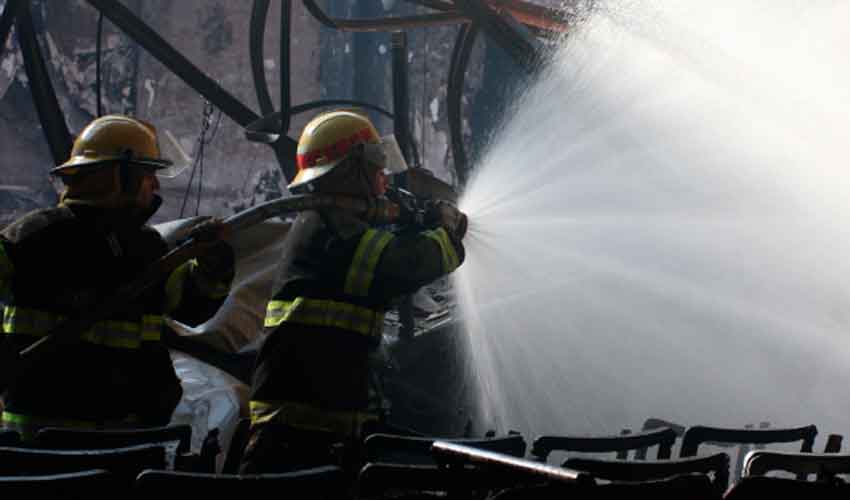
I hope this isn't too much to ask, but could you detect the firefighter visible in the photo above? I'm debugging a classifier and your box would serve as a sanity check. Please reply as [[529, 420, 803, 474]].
[[239, 110, 468, 474], [0, 115, 234, 438]]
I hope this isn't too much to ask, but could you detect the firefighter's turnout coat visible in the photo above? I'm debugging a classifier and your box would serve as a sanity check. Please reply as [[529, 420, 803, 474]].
[[0, 203, 233, 430], [249, 209, 464, 435]]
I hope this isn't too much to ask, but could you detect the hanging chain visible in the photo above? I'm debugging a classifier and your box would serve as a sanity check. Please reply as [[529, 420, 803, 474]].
[[180, 99, 220, 218]]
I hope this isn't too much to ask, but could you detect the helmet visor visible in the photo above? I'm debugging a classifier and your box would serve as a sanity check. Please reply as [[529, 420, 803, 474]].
[[155, 129, 192, 178], [363, 134, 409, 177]]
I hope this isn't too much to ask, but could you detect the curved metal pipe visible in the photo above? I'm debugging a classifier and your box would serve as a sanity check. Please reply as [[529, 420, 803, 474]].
[[245, 101, 395, 144], [447, 23, 478, 187], [249, 0, 274, 115], [279, 1, 292, 134], [403, 0, 569, 33], [452, 0, 541, 74]]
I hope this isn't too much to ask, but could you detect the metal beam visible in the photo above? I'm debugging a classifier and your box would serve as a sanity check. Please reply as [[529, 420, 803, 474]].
[[279, 0, 291, 135], [86, 0, 260, 127], [391, 31, 417, 168], [16, 2, 72, 165], [452, 0, 541, 74], [0, 0, 23, 58]]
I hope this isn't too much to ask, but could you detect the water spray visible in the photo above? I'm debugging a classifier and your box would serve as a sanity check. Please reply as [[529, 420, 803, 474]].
[[455, 0, 850, 439]]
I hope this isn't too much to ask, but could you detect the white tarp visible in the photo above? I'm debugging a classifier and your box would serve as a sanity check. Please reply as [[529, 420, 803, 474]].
[[155, 217, 291, 469]]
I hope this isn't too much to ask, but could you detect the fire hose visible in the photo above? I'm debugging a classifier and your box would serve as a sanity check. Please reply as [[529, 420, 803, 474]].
[[1, 191, 463, 386]]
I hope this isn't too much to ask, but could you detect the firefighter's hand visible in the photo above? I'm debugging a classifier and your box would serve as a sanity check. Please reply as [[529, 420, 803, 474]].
[[425, 200, 468, 240], [185, 217, 234, 286]]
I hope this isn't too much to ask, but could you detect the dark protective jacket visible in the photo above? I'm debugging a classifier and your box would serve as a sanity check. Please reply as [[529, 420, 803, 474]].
[[0, 203, 234, 426], [249, 209, 464, 431]]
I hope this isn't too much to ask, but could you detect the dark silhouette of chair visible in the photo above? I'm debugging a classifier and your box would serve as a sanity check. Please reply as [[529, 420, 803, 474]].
[[359, 440, 583, 500], [489, 473, 721, 500], [530, 427, 677, 463], [679, 424, 817, 457], [134, 466, 343, 498], [362, 433, 526, 466], [724, 476, 850, 500], [563, 452, 731, 496], [0, 429, 20, 446], [357, 463, 459, 499], [356, 435, 526, 499], [0, 444, 167, 484], [34, 424, 192, 454], [679, 424, 817, 482], [743, 450, 850, 481], [33, 424, 224, 472], [823, 434, 843, 453], [640, 417, 686, 458], [0, 469, 119, 499]]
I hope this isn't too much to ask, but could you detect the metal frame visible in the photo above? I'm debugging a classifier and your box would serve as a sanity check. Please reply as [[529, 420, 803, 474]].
[[1, 0, 568, 184]]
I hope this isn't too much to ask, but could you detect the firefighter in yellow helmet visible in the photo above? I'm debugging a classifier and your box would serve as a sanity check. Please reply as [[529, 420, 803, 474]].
[[240, 110, 468, 474], [0, 115, 234, 437]]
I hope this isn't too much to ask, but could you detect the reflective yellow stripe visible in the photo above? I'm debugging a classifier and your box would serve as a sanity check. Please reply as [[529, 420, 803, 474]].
[[0, 242, 13, 300], [264, 298, 383, 338], [344, 229, 394, 296], [249, 400, 377, 436], [3, 305, 162, 348], [424, 228, 460, 273], [2, 411, 140, 429], [164, 259, 194, 312]]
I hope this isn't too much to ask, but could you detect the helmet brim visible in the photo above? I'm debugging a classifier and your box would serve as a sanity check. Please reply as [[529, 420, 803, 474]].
[[51, 156, 173, 177], [287, 158, 344, 190]]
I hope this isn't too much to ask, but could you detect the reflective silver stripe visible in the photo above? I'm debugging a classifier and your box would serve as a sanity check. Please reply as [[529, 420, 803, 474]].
[[344, 229, 394, 297], [3, 306, 162, 348], [265, 298, 383, 337], [424, 228, 460, 273]]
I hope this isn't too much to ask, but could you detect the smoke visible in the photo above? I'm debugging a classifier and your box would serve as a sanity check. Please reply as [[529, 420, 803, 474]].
[[454, 0, 850, 440]]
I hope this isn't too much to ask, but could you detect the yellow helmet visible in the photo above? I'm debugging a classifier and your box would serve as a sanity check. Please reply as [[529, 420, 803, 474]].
[[51, 115, 173, 177], [289, 110, 381, 190]]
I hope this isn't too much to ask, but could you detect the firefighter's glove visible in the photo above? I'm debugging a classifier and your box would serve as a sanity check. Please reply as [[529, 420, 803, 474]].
[[188, 217, 229, 244], [189, 218, 235, 288], [425, 200, 468, 240]]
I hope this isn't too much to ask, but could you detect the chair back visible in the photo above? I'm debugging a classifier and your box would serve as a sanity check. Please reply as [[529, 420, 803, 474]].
[[34, 424, 192, 454], [744, 450, 850, 480], [135, 466, 343, 497], [0, 430, 20, 446], [363, 433, 526, 465], [531, 427, 677, 462], [490, 473, 721, 500], [0, 469, 118, 499], [725, 475, 850, 500], [564, 452, 731, 496], [679, 425, 817, 457], [0, 444, 167, 483]]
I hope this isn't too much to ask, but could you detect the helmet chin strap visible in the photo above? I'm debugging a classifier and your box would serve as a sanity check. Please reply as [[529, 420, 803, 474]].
[[352, 144, 379, 199]]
